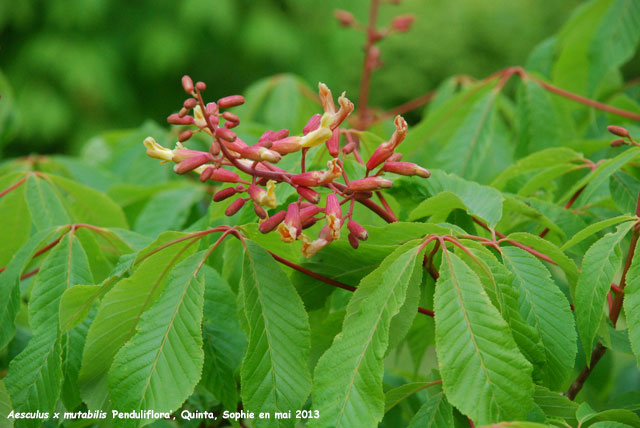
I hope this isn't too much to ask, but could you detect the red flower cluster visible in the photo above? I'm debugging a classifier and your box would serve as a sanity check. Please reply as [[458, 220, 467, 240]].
[[144, 76, 429, 257]]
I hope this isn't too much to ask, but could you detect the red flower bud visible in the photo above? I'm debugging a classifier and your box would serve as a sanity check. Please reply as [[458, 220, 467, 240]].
[[302, 216, 318, 229], [167, 113, 194, 125], [222, 111, 239, 123], [353, 191, 373, 201], [387, 153, 403, 162], [184, 98, 197, 109], [348, 177, 393, 191], [182, 75, 194, 94], [347, 220, 368, 241], [300, 205, 322, 223], [348, 232, 359, 249], [297, 186, 320, 204], [196, 81, 206, 91], [366, 143, 394, 171], [218, 95, 245, 109], [210, 168, 243, 183], [291, 171, 323, 187], [303, 114, 322, 135], [200, 166, 213, 182], [178, 130, 194, 142], [225, 198, 246, 216], [172, 148, 208, 162], [343, 142, 356, 154], [383, 162, 430, 178], [391, 15, 414, 32], [326, 128, 340, 157], [334, 10, 355, 27], [213, 187, 238, 202], [216, 128, 237, 142], [205, 102, 217, 115], [225, 120, 239, 130], [209, 141, 220, 156], [259, 210, 286, 233], [253, 202, 267, 219], [174, 153, 213, 174], [610, 138, 627, 147], [271, 129, 289, 141], [239, 146, 282, 163], [607, 125, 630, 138]]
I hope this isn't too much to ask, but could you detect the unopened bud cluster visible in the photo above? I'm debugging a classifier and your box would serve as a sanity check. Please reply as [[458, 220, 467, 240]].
[[144, 76, 429, 257], [608, 125, 639, 148]]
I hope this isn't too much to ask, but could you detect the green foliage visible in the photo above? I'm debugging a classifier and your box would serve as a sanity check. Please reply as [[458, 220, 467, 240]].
[[2, 0, 640, 426]]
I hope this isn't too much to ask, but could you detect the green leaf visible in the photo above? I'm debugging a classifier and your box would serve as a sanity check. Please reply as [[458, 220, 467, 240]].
[[384, 381, 439, 413], [312, 241, 423, 428], [406, 392, 453, 428], [624, 240, 640, 368], [4, 332, 62, 428], [25, 175, 70, 230], [48, 174, 128, 228], [491, 148, 582, 189], [575, 222, 634, 361], [200, 265, 247, 411], [409, 169, 504, 228], [590, 422, 635, 428], [0, 174, 31, 266], [0, 380, 13, 428], [435, 249, 534, 424], [561, 216, 636, 251], [582, 409, 640, 428], [133, 186, 204, 236], [0, 227, 58, 348], [501, 246, 576, 390], [561, 147, 640, 206], [240, 240, 311, 427], [108, 250, 206, 425], [552, 0, 640, 97], [59, 253, 136, 331], [78, 231, 198, 410], [610, 171, 640, 214], [532, 385, 578, 427]]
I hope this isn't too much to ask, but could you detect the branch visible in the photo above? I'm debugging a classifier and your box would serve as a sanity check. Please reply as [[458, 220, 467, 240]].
[[566, 342, 607, 400]]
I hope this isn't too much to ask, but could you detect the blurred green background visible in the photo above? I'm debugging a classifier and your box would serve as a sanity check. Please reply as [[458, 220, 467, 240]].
[[0, 0, 593, 156]]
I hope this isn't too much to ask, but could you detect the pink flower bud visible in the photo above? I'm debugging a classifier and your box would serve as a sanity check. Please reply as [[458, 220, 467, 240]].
[[318, 225, 333, 243], [387, 153, 403, 162], [348, 177, 393, 191], [184, 98, 197, 109], [225, 198, 246, 216], [200, 167, 213, 182], [302, 216, 318, 229], [391, 15, 414, 32], [178, 130, 194, 142], [259, 210, 286, 233], [291, 171, 323, 187], [610, 139, 627, 147], [334, 10, 355, 27], [303, 114, 322, 135], [213, 187, 238, 202], [253, 202, 267, 219], [383, 162, 430, 178], [271, 136, 303, 154], [216, 128, 237, 142], [172, 149, 208, 162], [366, 143, 394, 171], [300, 205, 322, 223], [205, 102, 217, 115], [225, 120, 239, 130], [196, 81, 206, 91], [255, 140, 273, 148], [210, 168, 243, 183], [182, 75, 194, 94], [178, 107, 189, 118], [608, 125, 630, 138], [277, 203, 301, 242], [326, 129, 340, 157], [174, 153, 213, 174], [209, 141, 220, 156], [325, 193, 342, 239], [271, 129, 289, 140], [347, 220, 368, 241], [218, 95, 245, 109], [353, 191, 373, 201], [222, 112, 239, 123], [343, 142, 356, 154], [167, 114, 195, 125], [348, 232, 359, 249], [297, 186, 320, 204]]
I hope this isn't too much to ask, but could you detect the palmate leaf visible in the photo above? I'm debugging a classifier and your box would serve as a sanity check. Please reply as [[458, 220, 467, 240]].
[[575, 222, 634, 361], [0, 173, 31, 267], [0, 380, 12, 428], [623, 238, 640, 368], [533, 385, 578, 427], [239, 240, 311, 427], [501, 246, 576, 390], [610, 171, 640, 214], [24, 175, 70, 230], [312, 241, 423, 428], [561, 216, 636, 252], [435, 249, 534, 424], [78, 231, 197, 410], [108, 250, 207, 427]]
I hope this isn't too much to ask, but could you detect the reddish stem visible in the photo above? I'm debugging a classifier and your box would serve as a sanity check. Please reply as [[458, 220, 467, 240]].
[[356, 0, 380, 128], [0, 177, 27, 198], [539, 185, 586, 238]]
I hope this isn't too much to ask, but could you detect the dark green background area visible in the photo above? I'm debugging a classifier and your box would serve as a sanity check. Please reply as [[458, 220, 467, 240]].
[[0, 0, 589, 156]]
